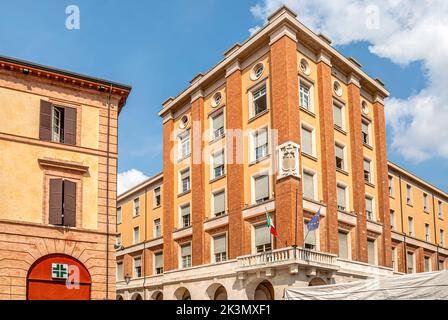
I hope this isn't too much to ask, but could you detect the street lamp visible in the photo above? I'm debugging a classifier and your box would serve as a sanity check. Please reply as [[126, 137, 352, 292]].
[[124, 274, 131, 285]]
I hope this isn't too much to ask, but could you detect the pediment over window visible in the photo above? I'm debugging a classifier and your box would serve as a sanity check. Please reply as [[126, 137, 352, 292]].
[[38, 157, 89, 174]]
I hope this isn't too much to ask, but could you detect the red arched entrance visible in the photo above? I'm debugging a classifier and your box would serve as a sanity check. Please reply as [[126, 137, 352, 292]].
[[27, 254, 91, 300]]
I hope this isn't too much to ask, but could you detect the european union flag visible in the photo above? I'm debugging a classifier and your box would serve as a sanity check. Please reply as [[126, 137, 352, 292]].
[[307, 207, 321, 231]]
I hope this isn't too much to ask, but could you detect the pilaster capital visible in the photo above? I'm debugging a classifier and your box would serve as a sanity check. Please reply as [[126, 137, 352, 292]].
[[347, 72, 361, 88], [190, 89, 204, 103], [269, 24, 298, 46], [373, 93, 385, 105], [162, 111, 174, 124], [317, 50, 332, 67], [225, 59, 241, 78]]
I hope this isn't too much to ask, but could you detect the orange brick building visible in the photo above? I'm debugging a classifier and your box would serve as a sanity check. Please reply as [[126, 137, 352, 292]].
[[0, 55, 131, 299], [116, 6, 448, 300]]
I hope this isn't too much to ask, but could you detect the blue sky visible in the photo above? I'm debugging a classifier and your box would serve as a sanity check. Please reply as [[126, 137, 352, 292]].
[[1, 0, 446, 192]]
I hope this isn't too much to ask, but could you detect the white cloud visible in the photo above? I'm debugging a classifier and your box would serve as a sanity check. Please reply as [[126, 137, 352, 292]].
[[250, 0, 448, 162], [117, 169, 148, 195]]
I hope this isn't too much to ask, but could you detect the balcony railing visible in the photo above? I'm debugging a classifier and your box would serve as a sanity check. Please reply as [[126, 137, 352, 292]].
[[237, 246, 338, 270]]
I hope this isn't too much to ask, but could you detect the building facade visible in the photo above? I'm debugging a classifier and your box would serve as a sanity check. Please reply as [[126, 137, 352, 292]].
[[116, 6, 447, 300], [0, 56, 130, 299]]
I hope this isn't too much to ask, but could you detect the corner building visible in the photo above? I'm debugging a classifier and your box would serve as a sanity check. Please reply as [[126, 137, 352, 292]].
[[0, 55, 131, 299], [116, 6, 448, 300]]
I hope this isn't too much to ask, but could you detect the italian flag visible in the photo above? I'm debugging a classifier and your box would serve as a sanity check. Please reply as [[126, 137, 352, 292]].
[[266, 209, 278, 237]]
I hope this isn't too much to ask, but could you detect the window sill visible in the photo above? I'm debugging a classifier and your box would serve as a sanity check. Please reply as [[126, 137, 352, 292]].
[[248, 109, 269, 124], [177, 154, 191, 163], [249, 154, 270, 166], [363, 143, 373, 150], [133, 214, 140, 219], [334, 125, 347, 135], [209, 134, 225, 145], [336, 168, 349, 176], [177, 190, 191, 198], [365, 181, 375, 188], [301, 152, 317, 162], [153, 205, 162, 210], [209, 174, 226, 184], [299, 106, 316, 117], [407, 203, 413, 208]]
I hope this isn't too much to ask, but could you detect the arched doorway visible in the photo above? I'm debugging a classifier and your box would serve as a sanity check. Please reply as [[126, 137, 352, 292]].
[[254, 280, 274, 300], [174, 287, 191, 300], [309, 277, 326, 286], [214, 286, 228, 300], [117, 295, 124, 300], [27, 254, 91, 300], [152, 291, 163, 300], [131, 293, 143, 300]]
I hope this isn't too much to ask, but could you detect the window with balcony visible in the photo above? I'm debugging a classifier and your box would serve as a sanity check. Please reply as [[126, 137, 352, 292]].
[[154, 252, 163, 274], [408, 217, 414, 236], [253, 127, 268, 161], [337, 184, 347, 211], [254, 174, 269, 204], [133, 198, 140, 217], [301, 125, 314, 156], [335, 144, 345, 171], [181, 243, 192, 269], [213, 234, 227, 263], [364, 159, 372, 183], [154, 218, 161, 238], [212, 112, 224, 140], [180, 168, 190, 193], [180, 204, 191, 228], [133, 226, 140, 244], [154, 187, 161, 207], [338, 231, 349, 259], [254, 224, 271, 253], [133, 256, 142, 278], [365, 196, 374, 221], [251, 85, 267, 117], [212, 151, 225, 179], [178, 131, 190, 160], [303, 170, 316, 200], [362, 120, 370, 145], [304, 219, 316, 250], [213, 190, 226, 217]]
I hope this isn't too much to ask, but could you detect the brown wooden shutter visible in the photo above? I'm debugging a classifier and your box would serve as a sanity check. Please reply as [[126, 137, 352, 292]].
[[49, 179, 63, 225], [39, 100, 52, 141], [64, 107, 77, 145], [63, 180, 76, 227]]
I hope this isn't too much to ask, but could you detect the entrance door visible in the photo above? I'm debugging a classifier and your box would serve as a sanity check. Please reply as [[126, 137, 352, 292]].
[[27, 254, 91, 300]]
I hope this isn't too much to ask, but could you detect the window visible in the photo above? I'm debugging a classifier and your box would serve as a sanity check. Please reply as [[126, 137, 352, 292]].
[[367, 239, 376, 265], [48, 179, 76, 227], [363, 159, 371, 183], [252, 63, 264, 80], [335, 144, 345, 171], [337, 184, 347, 211], [213, 190, 226, 217], [133, 226, 140, 244], [117, 207, 122, 224], [116, 262, 123, 281], [180, 204, 191, 228], [388, 176, 394, 197], [425, 223, 430, 242], [254, 224, 271, 253], [301, 126, 314, 156], [338, 232, 349, 259], [40, 101, 76, 145], [133, 257, 142, 278], [424, 256, 431, 272], [213, 234, 227, 262], [333, 81, 343, 96], [116, 233, 122, 246], [390, 210, 395, 230], [154, 218, 161, 238], [179, 115, 189, 129], [254, 174, 269, 204], [212, 112, 224, 140], [406, 184, 412, 205], [154, 252, 163, 274], [408, 217, 414, 236], [333, 102, 343, 129], [304, 219, 317, 250], [212, 151, 225, 179], [407, 251, 415, 273], [439, 201, 443, 218], [52, 106, 65, 143], [213, 92, 222, 107], [178, 131, 190, 159], [423, 193, 429, 212], [365, 196, 374, 221], [392, 247, 397, 271], [299, 83, 311, 111], [133, 198, 140, 217], [253, 128, 268, 161], [362, 120, 370, 145], [154, 187, 161, 207], [180, 169, 190, 193], [181, 243, 192, 269], [303, 171, 316, 200], [251, 85, 267, 117], [440, 229, 445, 247], [439, 260, 445, 271]]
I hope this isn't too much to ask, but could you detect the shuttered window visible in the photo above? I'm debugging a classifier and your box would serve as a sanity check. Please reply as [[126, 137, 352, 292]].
[[212, 113, 224, 139], [213, 151, 225, 178], [154, 252, 163, 274], [338, 232, 348, 259], [254, 128, 268, 160], [134, 257, 142, 278], [301, 126, 313, 155], [335, 144, 344, 170], [213, 191, 225, 216], [213, 235, 227, 262], [255, 224, 271, 253], [49, 178, 76, 227], [367, 240, 376, 265], [116, 262, 123, 281], [337, 185, 346, 211], [303, 171, 315, 200], [254, 175, 269, 204], [181, 243, 192, 268], [39, 100, 76, 145], [181, 204, 191, 228], [333, 103, 343, 129]]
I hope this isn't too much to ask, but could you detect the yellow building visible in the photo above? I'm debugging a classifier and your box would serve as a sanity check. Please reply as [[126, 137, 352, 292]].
[[116, 6, 447, 300], [0, 55, 131, 300]]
